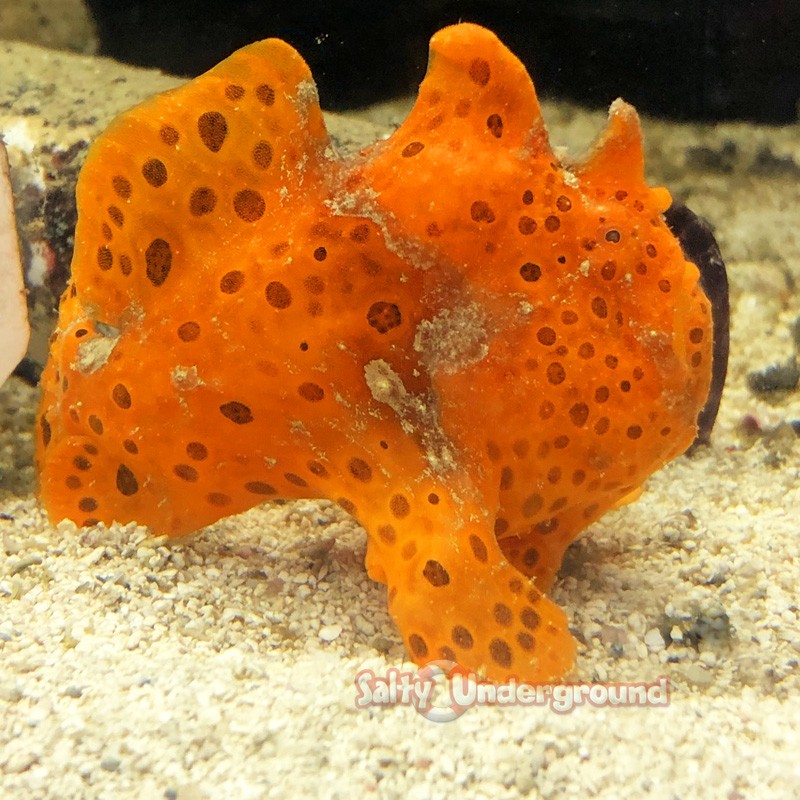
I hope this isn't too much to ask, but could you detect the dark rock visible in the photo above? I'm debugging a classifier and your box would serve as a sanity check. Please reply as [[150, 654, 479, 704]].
[[749, 146, 800, 178], [685, 141, 738, 174], [747, 358, 800, 395]]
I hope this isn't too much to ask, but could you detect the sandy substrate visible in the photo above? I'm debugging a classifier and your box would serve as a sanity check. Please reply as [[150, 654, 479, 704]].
[[2, 55, 800, 800]]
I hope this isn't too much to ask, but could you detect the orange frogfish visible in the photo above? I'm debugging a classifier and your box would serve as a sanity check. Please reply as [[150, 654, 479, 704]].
[[37, 23, 716, 683]]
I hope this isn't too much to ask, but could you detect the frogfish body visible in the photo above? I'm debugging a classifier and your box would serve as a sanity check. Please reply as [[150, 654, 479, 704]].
[[37, 24, 714, 683]]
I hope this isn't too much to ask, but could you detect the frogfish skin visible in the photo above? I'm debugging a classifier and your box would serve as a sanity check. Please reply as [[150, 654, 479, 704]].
[[37, 23, 714, 683]]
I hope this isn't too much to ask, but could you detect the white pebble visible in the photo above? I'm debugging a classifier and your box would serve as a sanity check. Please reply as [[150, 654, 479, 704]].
[[627, 612, 646, 634], [644, 628, 665, 651], [699, 651, 717, 667], [319, 624, 342, 642], [3, 750, 38, 773]]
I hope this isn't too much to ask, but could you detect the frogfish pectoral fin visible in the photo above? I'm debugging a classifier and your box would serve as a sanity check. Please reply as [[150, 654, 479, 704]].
[[367, 508, 576, 684]]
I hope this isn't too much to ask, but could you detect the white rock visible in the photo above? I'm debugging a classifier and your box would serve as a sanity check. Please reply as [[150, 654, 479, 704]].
[[319, 624, 342, 642], [3, 749, 38, 773], [626, 612, 646, 634], [699, 651, 717, 667], [644, 628, 665, 651]]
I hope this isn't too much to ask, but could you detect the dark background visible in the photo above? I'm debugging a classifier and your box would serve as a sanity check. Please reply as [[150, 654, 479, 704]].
[[85, 0, 800, 122]]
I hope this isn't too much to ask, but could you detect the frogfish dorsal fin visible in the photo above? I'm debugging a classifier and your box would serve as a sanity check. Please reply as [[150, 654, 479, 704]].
[[572, 98, 670, 208], [72, 38, 330, 325]]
